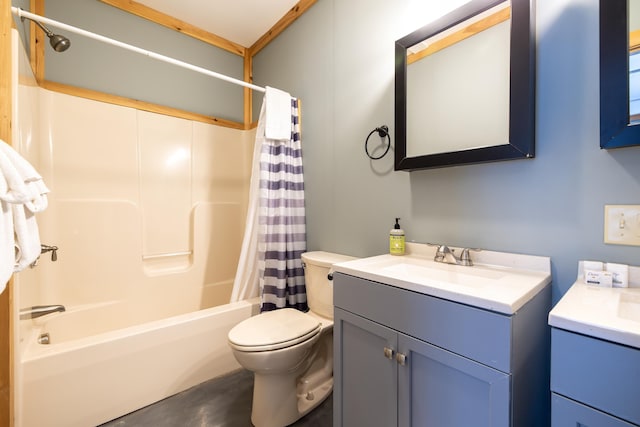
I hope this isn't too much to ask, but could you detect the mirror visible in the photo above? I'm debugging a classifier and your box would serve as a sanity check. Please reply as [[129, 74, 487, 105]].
[[395, 0, 535, 170], [600, 0, 640, 148]]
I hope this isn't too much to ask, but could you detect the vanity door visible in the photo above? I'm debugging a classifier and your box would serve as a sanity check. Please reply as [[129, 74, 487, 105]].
[[334, 307, 398, 427], [397, 334, 510, 427]]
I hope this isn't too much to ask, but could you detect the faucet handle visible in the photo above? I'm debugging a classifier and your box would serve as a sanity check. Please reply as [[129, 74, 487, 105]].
[[459, 248, 481, 266], [427, 243, 451, 252], [427, 243, 450, 261], [41, 244, 58, 262]]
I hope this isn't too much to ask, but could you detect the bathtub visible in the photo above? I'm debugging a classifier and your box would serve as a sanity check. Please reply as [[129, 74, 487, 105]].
[[18, 298, 260, 427]]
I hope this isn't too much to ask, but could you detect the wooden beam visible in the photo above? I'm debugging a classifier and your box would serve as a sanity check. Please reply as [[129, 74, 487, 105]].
[[99, 0, 246, 56], [407, 6, 510, 65], [29, 0, 45, 83], [0, 0, 13, 423], [41, 80, 245, 130], [249, 0, 317, 56], [243, 50, 253, 127]]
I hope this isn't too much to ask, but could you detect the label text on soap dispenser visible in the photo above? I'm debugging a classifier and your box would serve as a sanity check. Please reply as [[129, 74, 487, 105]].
[[390, 235, 405, 255]]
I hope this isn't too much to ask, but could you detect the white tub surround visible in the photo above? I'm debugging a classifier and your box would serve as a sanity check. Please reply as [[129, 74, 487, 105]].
[[11, 29, 257, 427]]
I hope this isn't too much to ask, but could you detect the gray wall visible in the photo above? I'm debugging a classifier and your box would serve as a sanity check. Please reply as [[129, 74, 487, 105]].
[[253, 0, 640, 304], [13, 0, 244, 122]]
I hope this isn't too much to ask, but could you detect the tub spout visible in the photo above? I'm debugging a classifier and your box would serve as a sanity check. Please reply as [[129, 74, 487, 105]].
[[19, 305, 65, 320]]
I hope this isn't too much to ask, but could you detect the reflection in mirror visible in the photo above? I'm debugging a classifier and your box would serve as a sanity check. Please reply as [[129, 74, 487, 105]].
[[600, 0, 640, 148], [395, 0, 535, 171], [630, 0, 640, 123], [406, 3, 511, 157]]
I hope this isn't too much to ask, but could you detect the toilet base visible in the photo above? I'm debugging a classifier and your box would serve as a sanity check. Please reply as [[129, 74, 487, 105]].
[[250, 371, 332, 427], [250, 329, 333, 427]]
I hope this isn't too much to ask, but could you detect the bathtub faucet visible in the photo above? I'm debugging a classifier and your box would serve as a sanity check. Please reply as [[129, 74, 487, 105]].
[[19, 304, 65, 320]]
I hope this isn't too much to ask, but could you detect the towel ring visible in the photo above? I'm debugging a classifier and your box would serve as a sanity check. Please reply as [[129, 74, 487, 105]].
[[365, 125, 391, 160]]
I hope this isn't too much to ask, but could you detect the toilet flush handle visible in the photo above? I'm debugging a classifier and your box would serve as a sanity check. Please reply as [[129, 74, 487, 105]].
[[327, 268, 335, 281]]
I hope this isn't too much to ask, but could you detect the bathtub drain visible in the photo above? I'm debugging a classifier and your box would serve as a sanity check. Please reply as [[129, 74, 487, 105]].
[[38, 333, 50, 345]]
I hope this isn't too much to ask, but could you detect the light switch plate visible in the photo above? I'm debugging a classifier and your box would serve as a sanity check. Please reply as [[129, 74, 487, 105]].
[[604, 205, 640, 246]]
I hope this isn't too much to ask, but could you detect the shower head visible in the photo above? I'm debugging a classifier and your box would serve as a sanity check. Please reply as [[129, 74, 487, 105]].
[[22, 16, 70, 52]]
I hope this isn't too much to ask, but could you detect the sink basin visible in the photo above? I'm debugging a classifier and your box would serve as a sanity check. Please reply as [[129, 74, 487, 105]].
[[381, 262, 506, 288], [333, 244, 551, 314], [619, 294, 640, 323]]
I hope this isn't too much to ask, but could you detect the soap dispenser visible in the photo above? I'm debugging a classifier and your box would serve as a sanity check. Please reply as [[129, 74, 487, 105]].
[[389, 218, 405, 256]]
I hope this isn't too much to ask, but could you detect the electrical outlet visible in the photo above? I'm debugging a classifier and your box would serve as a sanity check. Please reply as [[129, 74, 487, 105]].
[[604, 205, 640, 246]]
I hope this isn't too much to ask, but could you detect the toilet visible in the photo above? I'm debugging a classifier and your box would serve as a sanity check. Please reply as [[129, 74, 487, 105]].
[[228, 251, 356, 427]]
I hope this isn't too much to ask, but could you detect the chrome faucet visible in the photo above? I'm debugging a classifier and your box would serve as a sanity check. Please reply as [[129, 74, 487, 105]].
[[432, 245, 480, 266], [19, 305, 65, 320]]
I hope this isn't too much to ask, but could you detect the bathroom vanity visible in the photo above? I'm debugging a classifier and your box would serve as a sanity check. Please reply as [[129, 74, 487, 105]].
[[332, 243, 552, 427], [549, 266, 640, 427]]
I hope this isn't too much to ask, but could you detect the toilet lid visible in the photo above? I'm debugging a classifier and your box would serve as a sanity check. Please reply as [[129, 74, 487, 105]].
[[228, 308, 321, 352]]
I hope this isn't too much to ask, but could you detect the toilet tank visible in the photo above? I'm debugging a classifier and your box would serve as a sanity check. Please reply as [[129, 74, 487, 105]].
[[302, 251, 357, 319]]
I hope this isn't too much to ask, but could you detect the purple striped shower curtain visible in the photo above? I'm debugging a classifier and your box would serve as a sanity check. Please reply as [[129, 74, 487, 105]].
[[258, 99, 308, 312]]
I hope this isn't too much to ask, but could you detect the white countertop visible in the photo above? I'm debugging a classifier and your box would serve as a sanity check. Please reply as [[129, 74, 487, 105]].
[[549, 267, 640, 349], [333, 243, 551, 315]]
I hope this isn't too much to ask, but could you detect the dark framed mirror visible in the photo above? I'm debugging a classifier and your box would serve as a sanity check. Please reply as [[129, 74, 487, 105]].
[[600, 0, 640, 149], [394, 0, 535, 171]]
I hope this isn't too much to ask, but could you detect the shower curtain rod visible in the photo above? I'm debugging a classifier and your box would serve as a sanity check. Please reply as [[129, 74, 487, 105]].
[[11, 7, 270, 94]]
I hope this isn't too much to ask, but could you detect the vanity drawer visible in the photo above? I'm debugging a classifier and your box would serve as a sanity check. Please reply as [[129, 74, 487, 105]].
[[551, 328, 640, 426], [552, 393, 637, 427], [334, 272, 512, 372]]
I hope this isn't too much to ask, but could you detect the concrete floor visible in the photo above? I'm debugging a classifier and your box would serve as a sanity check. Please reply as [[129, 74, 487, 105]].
[[100, 369, 333, 427]]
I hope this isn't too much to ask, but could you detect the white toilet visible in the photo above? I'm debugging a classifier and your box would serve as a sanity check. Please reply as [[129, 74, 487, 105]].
[[228, 251, 355, 427]]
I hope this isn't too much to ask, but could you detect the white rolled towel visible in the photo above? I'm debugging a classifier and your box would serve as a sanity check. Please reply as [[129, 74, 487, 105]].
[[0, 140, 49, 210], [0, 139, 49, 274]]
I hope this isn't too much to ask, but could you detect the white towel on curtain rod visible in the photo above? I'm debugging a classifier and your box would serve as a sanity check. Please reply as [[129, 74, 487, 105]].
[[265, 86, 292, 141]]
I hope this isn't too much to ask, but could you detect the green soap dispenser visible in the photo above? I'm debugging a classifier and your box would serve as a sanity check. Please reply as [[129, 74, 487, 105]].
[[389, 218, 405, 256]]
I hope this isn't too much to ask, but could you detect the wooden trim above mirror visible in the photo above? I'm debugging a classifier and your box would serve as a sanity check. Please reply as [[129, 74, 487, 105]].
[[630, 29, 640, 52], [407, 5, 511, 65]]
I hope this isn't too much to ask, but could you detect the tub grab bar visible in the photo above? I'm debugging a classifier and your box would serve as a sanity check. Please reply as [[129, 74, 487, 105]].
[[20, 305, 66, 320], [142, 251, 192, 260]]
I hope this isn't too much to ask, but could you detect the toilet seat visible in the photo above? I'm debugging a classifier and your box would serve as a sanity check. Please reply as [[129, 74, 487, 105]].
[[228, 308, 321, 352]]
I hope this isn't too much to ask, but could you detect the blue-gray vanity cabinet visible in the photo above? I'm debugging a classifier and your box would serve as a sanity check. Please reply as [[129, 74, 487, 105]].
[[333, 272, 551, 427], [334, 307, 510, 427], [550, 328, 640, 427]]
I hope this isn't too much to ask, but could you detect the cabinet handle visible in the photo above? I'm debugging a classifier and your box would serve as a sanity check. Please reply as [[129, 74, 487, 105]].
[[383, 347, 394, 359], [396, 352, 407, 366]]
